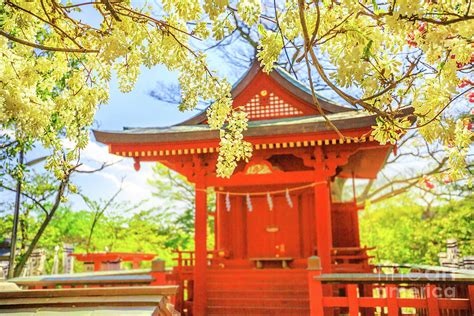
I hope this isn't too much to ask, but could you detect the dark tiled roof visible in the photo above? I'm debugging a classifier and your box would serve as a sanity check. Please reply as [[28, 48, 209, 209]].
[[94, 111, 375, 144]]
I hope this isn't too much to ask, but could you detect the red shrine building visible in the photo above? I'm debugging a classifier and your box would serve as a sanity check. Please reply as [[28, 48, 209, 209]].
[[94, 62, 394, 315]]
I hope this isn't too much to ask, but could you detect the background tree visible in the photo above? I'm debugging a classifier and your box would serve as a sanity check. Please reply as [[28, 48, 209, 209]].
[[360, 193, 473, 265], [148, 163, 216, 250], [0, 169, 73, 276], [0, 195, 201, 274], [0, 161, 110, 276], [80, 181, 124, 253]]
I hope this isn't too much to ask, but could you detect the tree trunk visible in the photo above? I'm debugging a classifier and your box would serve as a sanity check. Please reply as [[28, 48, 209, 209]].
[[13, 180, 68, 277], [86, 215, 100, 253], [331, 178, 347, 202], [8, 150, 23, 279]]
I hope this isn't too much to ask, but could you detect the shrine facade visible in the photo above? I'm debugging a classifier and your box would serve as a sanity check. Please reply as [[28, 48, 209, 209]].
[[94, 62, 393, 315]]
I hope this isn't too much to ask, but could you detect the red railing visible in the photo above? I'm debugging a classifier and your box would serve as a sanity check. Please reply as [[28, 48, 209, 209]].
[[172, 249, 223, 268], [331, 247, 374, 272], [374, 262, 474, 275], [307, 257, 474, 315], [171, 250, 221, 314]]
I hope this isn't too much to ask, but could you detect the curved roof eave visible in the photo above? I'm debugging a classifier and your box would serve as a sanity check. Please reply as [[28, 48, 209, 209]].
[[93, 111, 376, 145]]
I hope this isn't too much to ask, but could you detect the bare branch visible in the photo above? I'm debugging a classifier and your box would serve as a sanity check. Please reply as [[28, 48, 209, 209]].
[[75, 161, 120, 174], [0, 184, 50, 216]]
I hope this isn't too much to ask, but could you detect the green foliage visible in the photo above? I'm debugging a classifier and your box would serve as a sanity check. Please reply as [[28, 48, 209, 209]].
[[360, 194, 474, 265], [148, 163, 215, 250], [0, 203, 201, 271], [0, 164, 218, 272]]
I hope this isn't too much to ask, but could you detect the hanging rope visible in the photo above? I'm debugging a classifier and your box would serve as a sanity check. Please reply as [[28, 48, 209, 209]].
[[212, 182, 324, 196], [203, 181, 328, 213]]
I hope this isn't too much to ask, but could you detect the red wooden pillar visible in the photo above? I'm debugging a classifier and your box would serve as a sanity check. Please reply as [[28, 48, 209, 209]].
[[307, 256, 324, 316], [426, 284, 440, 316], [194, 181, 208, 316], [314, 178, 333, 273], [347, 284, 359, 316], [93, 261, 102, 271], [132, 259, 140, 269], [216, 193, 223, 250], [468, 285, 474, 314], [213, 193, 218, 249], [386, 284, 398, 315]]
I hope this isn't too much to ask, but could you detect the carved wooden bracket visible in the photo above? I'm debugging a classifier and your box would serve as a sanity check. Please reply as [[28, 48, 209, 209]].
[[313, 147, 354, 179]]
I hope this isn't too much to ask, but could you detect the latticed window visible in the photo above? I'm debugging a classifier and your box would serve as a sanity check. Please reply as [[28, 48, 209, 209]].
[[242, 92, 304, 120]]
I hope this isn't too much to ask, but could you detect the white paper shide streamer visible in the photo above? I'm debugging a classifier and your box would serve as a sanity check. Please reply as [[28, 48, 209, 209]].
[[267, 192, 273, 211], [285, 188, 293, 208], [246, 193, 253, 212], [225, 192, 231, 212]]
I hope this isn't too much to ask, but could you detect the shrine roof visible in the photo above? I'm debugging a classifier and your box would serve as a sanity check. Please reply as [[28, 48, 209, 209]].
[[93, 62, 384, 146], [179, 61, 351, 125], [94, 110, 375, 144]]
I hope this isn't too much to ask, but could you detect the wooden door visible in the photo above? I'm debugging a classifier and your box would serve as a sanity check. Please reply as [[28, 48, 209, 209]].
[[246, 195, 300, 258], [246, 197, 273, 257], [273, 195, 300, 258]]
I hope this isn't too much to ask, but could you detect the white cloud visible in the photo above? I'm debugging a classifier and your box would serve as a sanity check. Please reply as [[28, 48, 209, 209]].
[[70, 141, 159, 211]]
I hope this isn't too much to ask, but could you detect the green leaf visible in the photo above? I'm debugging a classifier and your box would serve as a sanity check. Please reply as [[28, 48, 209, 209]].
[[362, 39, 373, 61], [372, 0, 379, 13]]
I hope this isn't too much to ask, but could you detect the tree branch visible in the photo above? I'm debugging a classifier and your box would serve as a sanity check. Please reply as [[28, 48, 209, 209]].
[[0, 30, 99, 53]]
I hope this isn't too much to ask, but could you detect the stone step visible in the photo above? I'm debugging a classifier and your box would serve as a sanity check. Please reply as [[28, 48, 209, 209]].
[[207, 297, 309, 308], [207, 269, 307, 275], [207, 274, 307, 282], [205, 269, 310, 314], [207, 289, 308, 299], [206, 305, 310, 316], [206, 282, 307, 291]]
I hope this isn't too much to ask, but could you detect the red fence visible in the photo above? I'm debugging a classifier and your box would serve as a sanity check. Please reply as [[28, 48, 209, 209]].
[[307, 261, 474, 315], [171, 250, 222, 313]]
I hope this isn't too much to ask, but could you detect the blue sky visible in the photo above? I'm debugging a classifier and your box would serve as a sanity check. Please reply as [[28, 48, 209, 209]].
[[71, 60, 247, 211]]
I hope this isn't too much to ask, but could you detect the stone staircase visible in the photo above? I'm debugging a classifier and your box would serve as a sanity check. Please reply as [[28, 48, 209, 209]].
[[206, 269, 310, 315]]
